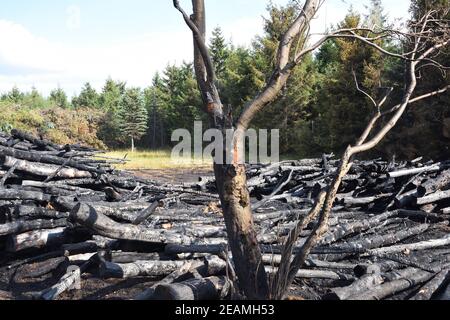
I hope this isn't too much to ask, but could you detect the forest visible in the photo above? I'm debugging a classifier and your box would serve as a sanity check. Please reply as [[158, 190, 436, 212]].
[[1, 0, 448, 160]]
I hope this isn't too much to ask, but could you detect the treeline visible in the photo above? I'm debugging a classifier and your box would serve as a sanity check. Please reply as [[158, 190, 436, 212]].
[[0, 0, 449, 159]]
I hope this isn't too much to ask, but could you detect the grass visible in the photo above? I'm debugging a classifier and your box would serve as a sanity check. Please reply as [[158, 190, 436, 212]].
[[103, 149, 213, 170], [103, 149, 303, 170]]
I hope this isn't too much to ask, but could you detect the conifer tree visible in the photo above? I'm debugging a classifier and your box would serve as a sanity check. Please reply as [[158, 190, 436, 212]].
[[98, 78, 125, 147], [49, 88, 69, 109], [209, 27, 230, 80], [118, 87, 148, 152], [73, 82, 100, 109]]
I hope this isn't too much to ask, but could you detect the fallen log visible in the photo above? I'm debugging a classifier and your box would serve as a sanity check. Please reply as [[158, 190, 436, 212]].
[[325, 266, 384, 300], [135, 255, 227, 300], [70, 203, 193, 245], [410, 267, 450, 300], [388, 165, 441, 179], [0, 218, 68, 236], [415, 189, 450, 206], [1, 156, 92, 179], [6, 227, 67, 252], [320, 211, 398, 245], [0, 189, 51, 202], [315, 224, 430, 254], [135, 260, 203, 300], [418, 169, 450, 195], [154, 276, 228, 300], [12, 206, 69, 220], [11, 129, 61, 151], [265, 266, 354, 281], [354, 267, 435, 300], [132, 201, 160, 225], [366, 234, 450, 256], [109, 251, 170, 263], [99, 260, 187, 279], [40, 255, 98, 300]]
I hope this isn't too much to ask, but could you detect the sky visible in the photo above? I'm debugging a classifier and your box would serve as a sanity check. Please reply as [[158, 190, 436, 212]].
[[0, 0, 411, 97]]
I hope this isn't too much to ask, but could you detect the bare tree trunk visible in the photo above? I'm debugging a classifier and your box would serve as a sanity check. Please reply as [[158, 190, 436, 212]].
[[173, 0, 270, 299], [214, 162, 269, 299], [131, 137, 135, 153]]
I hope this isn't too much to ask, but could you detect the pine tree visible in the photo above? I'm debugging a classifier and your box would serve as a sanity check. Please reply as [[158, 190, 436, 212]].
[[118, 88, 148, 152], [7, 86, 25, 104], [312, 9, 387, 154], [98, 78, 125, 148], [209, 27, 230, 80], [25, 87, 47, 109], [49, 88, 69, 109], [73, 82, 100, 108]]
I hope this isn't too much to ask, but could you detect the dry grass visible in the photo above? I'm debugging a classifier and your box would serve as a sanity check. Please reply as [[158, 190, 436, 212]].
[[103, 149, 213, 170]]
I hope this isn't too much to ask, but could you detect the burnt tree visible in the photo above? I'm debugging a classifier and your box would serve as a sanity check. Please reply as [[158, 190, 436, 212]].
[[174, 0, 450, 299]]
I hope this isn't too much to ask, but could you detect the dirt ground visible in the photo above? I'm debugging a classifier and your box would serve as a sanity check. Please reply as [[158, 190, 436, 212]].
[[129, 167, 214, 184]]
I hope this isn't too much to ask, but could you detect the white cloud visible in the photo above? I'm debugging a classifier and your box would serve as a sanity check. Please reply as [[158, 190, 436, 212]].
[[0, 19, 193, 96], [66, 5, 81, 31]]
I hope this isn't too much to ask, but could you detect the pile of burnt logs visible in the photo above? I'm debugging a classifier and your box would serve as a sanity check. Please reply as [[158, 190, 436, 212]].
[[0, 130, 449, 300]]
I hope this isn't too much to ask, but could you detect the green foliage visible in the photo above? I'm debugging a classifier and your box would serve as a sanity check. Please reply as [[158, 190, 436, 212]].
[[0, 0, 448, 160], [209, 27, 230, 80], [73, 82, 100, 109], [0, 102, 105, 148], [159, 63, 204, 139], [49, 88, 69, 109], [118, 87, 148, 147], [97, 78, 126, 148], [304, 8, 389, 155], [382, 0, 450, 159]]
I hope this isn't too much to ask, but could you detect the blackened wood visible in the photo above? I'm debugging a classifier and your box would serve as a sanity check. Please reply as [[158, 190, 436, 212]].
[[14, 256, 68, 280], [0, 189, 51, 202], [398, 209, 446, 222], [6, 227, 67, 252], [135, 260, 203, 300], [410, 267, 450, 300], [366, 234, 450, 256], [13, 206, 69, 219], [320, 211, 398, 245], [11, 129, 61, 151], [165, 244, 227, 255], [100, 260, 187, 278], [418, 169, 450, 195], [70, 203, 192, 244], [354, 267, 435, 300], [315, 224, 429, 254], [415, 189, 450, 205], [0, 218, 67, 236], [154, 276, 227, 300], [265, 266, 354, 281], [1, 156, 92, 179], [326, 269, 384, 300], [40, 255, 98, 300], [109, 251, 170, 263], [132, 201, 160, 225], [0, 162, 18, 187]]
